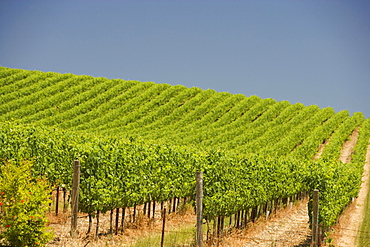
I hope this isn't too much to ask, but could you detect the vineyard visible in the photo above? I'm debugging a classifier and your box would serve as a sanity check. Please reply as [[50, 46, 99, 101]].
[[1, 66, 370, 245]]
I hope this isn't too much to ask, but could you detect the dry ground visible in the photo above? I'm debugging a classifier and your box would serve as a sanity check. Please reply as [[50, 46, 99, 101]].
[[218, 199, 311, 247], [47, 203, 196, 247]]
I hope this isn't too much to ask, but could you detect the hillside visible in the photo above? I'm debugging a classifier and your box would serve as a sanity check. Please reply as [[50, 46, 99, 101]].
[[1, 66, 370, 245], [0, 66, 367, 158]]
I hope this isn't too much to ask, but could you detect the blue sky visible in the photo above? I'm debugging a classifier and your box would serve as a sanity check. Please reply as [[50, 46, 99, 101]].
[[1, 0, 369, 117]]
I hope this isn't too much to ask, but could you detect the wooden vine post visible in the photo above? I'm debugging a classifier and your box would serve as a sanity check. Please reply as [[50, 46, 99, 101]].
[[161, 207, 166, 247], [71, 160, 81, 238], [312, 189, 319, 247], [196, 171, 204, 247], [55, 186, 59, 216]]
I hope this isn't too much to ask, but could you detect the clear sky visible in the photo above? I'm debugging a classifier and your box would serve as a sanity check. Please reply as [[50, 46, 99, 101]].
[[1, 0, 369, 117]]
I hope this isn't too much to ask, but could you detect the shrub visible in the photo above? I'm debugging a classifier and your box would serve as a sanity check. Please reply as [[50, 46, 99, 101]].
[[0, 160, 54, 246]]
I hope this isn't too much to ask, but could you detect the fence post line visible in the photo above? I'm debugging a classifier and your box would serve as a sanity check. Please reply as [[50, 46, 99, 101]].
[[312, 189, 319, 247], [196, 171, 204, 247], [71, 160, 81, 238]]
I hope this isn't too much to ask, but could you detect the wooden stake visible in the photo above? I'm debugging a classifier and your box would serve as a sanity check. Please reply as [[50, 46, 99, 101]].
[[143, 202, 147, 215], [70, 160, 80, 238], [213, 218, 217, 240], [133, 205, 136, 223], [87, 213, 92, 235], [152, 201, 156, 219], [110, 209, 114, 234], [251, 206, 257, 223], [217, 216, 221, 239], [221, 216, 225, 237], [312, 189, 319, 247], [161, 207, 166, 247], [236, 211, 240, 228], [148, 201, 151, 218], [96, 210, 100, 240], [55, 186, 59, 216], [172, 197, 177, 213], [115, 208, 119, 235], [196, 172, 204, 247], [121, 207, 126, 234], [63, 187, 67, 212]]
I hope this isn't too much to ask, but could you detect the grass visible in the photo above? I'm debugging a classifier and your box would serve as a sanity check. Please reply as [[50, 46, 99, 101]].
[[129, 202, 198, 247], [130, 223, 196, 247], [357, 177, 370, 246]]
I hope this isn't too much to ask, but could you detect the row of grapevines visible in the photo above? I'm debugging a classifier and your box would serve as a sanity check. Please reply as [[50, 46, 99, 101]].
[[0, 71, 55, 108], [139, 94, 262, 145], [0, 67, 27, 83], [212, 100, 290, 150], [202, 153, 310, 218], [22, 76, 109, 125], [0, 122, 200, 214], [166, 96, 266, 147], [58, 79, 140, 129], [0, 121, 306, 217], [307, 112, 366, 227], [90, 83, 172, 131], [319, 112, 364, 161], [77, 82, 165, 130], [239, 104, 318, 154], [166, 91, 232, 131], [107, 85, 194, 134], [72, 82, 156, 130], [352, 118, 370, 163], [178, 93, 243, 130], [0, 74, 83, 122], [1, 121, 367, 228], [0, 68, 368, 229], [260, 107, 335, 157], [217, 102, 305, 152], [208, 95, 261, 128], [93, 83, 183, 132], [227, 98, 275, 125], [288, 110, 349, 160], [308, 159, 363, 227], [0, 69, 35, 95], [138, 92, 237, 143], [37, 77, 115, 126], [120, 88, 211, 139], [146, 89, 217, 134], [0, 122, 76, 185]]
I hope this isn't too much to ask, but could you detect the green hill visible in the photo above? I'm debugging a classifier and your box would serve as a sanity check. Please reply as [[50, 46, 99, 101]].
[[1, 66, 367, 159], [1, 66, 370, 229]]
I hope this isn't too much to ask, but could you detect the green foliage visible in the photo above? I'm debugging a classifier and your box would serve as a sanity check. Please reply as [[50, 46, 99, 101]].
[[308, 161, 363, 227], [0, 67, 369, 233], [320, 112, 364, 161], [0, 160, 54, 246]]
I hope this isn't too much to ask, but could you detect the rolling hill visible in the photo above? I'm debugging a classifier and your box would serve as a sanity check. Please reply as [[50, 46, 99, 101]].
[[1, 66, 370, 234]]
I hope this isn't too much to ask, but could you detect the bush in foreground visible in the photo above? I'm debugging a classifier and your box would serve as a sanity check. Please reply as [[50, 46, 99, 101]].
[[0, 160, 54, 246]]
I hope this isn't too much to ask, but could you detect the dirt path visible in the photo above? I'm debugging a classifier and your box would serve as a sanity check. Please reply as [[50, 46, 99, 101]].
[[339, 127, 359, 163], [313, 139, 329, 160], [219, 199, 311, 247], [329, 141, 370, 246]]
